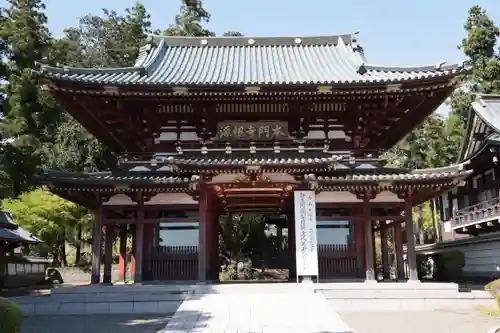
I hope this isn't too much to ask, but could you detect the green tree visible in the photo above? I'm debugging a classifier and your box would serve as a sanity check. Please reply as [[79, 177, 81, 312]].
[[459, 6, 500, 95], [165, 0, 214, 37], [2, 189, 92, 265], [0, 0, 53, 195]]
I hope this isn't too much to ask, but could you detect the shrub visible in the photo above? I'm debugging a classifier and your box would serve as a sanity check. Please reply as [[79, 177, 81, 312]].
[[485, 279, 500, 298], [0, 297, 23, 333], [219, 259, 260, 281]]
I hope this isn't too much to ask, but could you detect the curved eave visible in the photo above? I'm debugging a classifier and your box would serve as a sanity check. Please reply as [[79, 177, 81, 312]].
[[36, 169, 196, 189], [37, 65, 467, 90]]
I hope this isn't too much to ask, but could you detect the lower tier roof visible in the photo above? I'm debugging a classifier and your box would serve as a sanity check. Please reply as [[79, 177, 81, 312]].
[[38, 162, 471, 209]]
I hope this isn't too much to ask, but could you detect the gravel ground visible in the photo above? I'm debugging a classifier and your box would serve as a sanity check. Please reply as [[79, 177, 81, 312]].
[[21, 314, 170, 333], [339, 309, 500, 333]]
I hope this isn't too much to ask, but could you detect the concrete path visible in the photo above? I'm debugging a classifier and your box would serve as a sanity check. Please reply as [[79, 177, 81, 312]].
[[160, 290, 355, 333]]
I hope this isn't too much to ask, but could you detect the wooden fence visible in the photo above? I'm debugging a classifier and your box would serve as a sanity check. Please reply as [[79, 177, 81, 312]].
[[150, 244, 358, 281], [318, 244, 358, 278], [151, 246, 198, 280]]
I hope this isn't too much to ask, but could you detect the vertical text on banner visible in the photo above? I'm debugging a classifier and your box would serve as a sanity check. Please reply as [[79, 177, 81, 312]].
[[293, 190, 319, 277]]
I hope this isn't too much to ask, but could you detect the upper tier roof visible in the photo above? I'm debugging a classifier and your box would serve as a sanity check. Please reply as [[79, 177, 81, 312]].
[[38, 33, 466, 87], [459, 94, 500, 162]]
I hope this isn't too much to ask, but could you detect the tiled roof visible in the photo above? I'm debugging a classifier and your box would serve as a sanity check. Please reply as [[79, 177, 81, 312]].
[[307, 162, 472, 182], [38, 169, 196, 186], [460, 94, 500, 161], [154, 152, 341, 168], [38, 34, 466, 87], [0, 211, 41, 244], [0, 227, 41, 243]]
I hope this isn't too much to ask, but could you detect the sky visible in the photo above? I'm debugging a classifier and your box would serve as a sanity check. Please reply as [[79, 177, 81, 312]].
[[2, 0, 499, 114]]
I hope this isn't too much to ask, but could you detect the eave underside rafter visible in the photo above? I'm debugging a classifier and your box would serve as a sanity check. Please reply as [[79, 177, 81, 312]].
[[46, 75, 461, 153]]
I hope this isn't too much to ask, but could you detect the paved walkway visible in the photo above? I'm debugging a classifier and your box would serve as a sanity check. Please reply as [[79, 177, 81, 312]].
[[159, 290, 354, 333]]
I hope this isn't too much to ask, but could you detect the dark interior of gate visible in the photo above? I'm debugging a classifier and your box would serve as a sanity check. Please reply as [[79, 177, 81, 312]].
[[148, 180, 360, 282]]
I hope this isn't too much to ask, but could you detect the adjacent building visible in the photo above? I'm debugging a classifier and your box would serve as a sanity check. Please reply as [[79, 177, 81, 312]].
[[431, 95, 500, 280]]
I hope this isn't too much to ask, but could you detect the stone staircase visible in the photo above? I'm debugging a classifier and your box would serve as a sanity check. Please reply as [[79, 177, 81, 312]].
[[317, 282, 495, 311], [12, 284, 194, 316], [10, 282, 496, 316]]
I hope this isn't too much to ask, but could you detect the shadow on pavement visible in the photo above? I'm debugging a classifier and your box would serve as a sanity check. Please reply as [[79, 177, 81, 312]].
[[22, 314, 172, 333]]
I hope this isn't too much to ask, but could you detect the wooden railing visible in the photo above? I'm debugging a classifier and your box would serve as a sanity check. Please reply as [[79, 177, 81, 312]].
[[453, 197, 500, 227], [149, 244, 358, 281], [151, 246, 198, 280], [317, 244, 357, 278]]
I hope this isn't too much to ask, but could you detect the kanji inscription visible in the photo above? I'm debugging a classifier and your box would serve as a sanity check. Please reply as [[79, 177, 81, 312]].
[[216, 121, 288, 140]]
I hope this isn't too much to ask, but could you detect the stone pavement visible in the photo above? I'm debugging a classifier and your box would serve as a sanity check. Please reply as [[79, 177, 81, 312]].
[[339, 309, 500, 333], [160, 291, 355, 333]]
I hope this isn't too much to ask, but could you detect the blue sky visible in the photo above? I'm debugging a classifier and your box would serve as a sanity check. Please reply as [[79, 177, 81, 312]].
[[36, 0, 499, 66], [2, 0, 499, 113]]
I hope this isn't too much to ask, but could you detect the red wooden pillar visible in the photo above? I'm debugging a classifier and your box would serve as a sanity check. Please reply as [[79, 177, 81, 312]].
[[197, 185, 212, 282], [354, 216, 365, 278], [208, 206, 219, 281], [288, 212, 296, 280], [380, 221, 390, 280], [134, 199, 145, 283], [142, 223, 154, 281], [90, 203, 103, 284], [130, 225, 136, 282], [103, 224, 115, 284], [363, 198, 376, 281], [394, 221, 405, 280], [405, 198, 419, 281], [118, 224, 127, 282]]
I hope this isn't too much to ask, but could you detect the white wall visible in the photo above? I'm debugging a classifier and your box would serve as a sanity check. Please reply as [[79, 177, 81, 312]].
[[158, 222, 199, 247], [316, 220, 351, 245]]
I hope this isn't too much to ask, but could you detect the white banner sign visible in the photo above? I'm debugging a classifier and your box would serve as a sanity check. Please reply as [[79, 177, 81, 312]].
[[294, 191, 319, 277]]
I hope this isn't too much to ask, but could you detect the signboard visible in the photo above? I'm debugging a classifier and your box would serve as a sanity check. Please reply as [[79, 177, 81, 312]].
[[293, 191, 319, 278], [216, 121, 288, 140]]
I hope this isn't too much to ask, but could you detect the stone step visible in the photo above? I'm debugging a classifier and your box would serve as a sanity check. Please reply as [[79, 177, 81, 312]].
[[16, 299, 181, 316], [327, 297, 496, 311], [319, 289, 492, 299]]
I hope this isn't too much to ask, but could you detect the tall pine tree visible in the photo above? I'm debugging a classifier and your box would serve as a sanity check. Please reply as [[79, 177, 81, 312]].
[[0, 0, 53, 195]]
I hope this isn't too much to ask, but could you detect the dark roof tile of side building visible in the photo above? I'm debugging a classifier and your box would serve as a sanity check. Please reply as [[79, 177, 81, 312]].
[[0, 211, 41, 244], [37, 33, 467, 87], [459, 94, 500, 162]]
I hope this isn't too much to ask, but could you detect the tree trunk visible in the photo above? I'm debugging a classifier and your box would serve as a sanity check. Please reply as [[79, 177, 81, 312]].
[[75, 224, 82, 265], [51, 247, 60, 267], [60, 229, 68, 267], [417, 205, 424, 244], [431, 199, 441, 242], [61, 242, 68, 267]]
